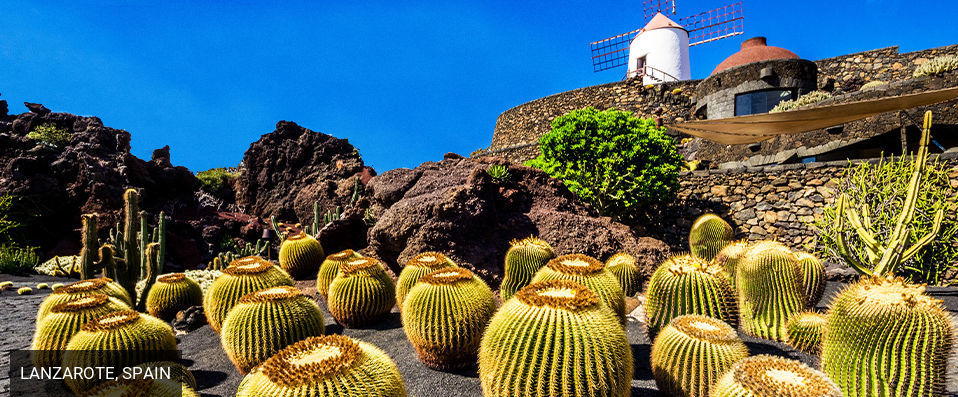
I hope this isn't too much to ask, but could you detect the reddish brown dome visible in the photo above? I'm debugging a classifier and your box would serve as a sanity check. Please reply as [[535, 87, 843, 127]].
[[711, 37, 799, 75]]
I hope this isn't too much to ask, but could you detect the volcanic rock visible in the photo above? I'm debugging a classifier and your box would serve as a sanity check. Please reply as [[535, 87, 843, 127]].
[[364, 157, 671, 287], [23, 102, 51, 114]]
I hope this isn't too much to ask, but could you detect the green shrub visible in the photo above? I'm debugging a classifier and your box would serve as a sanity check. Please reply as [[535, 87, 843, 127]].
[[813, 155, 958, 285], [913, 55, 958, 77], [525, 107, 682, 218], [0, 244, 39, 274], [26, 123, 72, 147], [769, 91, 832, 113], [196, 168, 238, 195], [0, 194, 21, 241]]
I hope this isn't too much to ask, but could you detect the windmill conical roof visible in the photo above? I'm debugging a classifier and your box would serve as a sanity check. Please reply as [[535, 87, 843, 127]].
[[643, 13, 686, 32]]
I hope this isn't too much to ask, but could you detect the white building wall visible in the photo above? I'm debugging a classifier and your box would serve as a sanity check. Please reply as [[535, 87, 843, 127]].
[[627, 27, 691, 85]]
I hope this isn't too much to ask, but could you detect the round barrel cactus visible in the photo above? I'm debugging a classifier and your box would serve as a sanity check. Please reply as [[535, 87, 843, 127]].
[[644, 254, 737, 340], [327, 257, 396, 327], [712, 355, 841, 397], [786, 311, 827, 355], [62, 310, 178, 394], [822, 277, 955, 397], [31, 293, 130, 368], [651, 314, 748, 397], [401, 267, 496, 370], [736, 241, 805, 341], [236, 335, 406, 397], [36, 278, 132, 322], [221, 285, 326, 373], [146, 273, 203, 321], [203, 256, 294, 333], [83, 377, 200, 397], [479, 280, 632, 397], [605, 252, 643, 296], [793, 251, 825, 308], [689, 213, 734, 261], [395, 252, 457, 309], [530, 253, 626, 323], [499, 236, 555, 301], [713, 240, 750, 290], [316, 249, 362, 300], [278, 232, 325, 279]]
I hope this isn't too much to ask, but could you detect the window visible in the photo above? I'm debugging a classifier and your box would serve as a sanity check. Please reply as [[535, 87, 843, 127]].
[[734, 89, 796, 116]]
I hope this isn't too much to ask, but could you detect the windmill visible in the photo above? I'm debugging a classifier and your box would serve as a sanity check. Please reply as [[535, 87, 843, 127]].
[[590, 0, 744, 83]]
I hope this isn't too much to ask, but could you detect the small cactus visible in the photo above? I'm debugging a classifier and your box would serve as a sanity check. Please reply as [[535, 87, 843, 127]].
[[278, 231, 325, 279], [36, 282, 49, 290], [712, 240, 750, 290], [236, 335, 406, 397], [785, 311, 827, 355], [36, 278, 132, 322], [711, 355, 841, 397], [203, 256, 294, 333], [530, 253, 627, 323], [31, 294, 131, 368], [689, 213, 734, 261], [145, 273, 204, 321], [316, 249, 362, 300], [0, 281, 13, 290], [327, 257, 396, 327], [736, 241, 806, 341], [605, 252, 643, 296], [395, 252, 457, 309], [651, 315, 749, 397], [51, 283, 64, 290], [18, 287, 33, 295], [499, 236, 555, 300], [793, 251, 825, 308], [644, 254, 737, 340]]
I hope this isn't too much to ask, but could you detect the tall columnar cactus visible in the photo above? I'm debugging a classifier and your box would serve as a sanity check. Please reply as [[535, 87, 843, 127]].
[[36, 278, 132, 322], [203, 256, 294, 332], [689, 213, 734, 261], [822, 277, 954, 397], [644, 254, 737, 339], [61, 310, 178, 394], [395, 252, 457, 309], [221, 285, 326, 373], [736, 241, 806, 342], [278, 231, 325, 279], [499, 236, 555, 301], [327, 257, 396, 327], [401, 267, 496, 370], [650, 315, 749, 397], [530, 253, 627, 324], [156, 211, 166, 274], [79, 213, 99, 279], [122, 189, 141, 282], [135, 242, 161, 312], [236, 335, 406, 397], [316, 249, 362, 300], [793, 251, 826, 308], [713, 240, 750, 290], [605, 252, 643, 296], [478, 280, 632, 397], [786, 311, 827, 355], [145, 273, 203, 321], [31, 294, 131, 368], [711, 355, 841, 397]]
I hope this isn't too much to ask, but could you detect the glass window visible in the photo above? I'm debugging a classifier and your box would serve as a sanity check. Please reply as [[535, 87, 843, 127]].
[[735, 89, 796, 116]]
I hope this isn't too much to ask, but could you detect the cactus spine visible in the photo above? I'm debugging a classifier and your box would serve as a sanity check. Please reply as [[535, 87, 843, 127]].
[[278, 231, 325, 279], [822, 277, 954, 397], [785, 311, 827, 355], [401, 267, 496, 370], [221, 286, 326, 373], [736, 241, 806, 341], [145, 273, 203, 321], [79, 213, 99, 279], [644, 254, 737, 339], [316, 249, 362, 300], [236, 335, 406, 397], [530, 253, 627, 324], [793, 251, 825, 308], [62, 310, 178, 394], [327, 257, 396, 327], [395, 252, 457, 309], [499, 236, 555, 301], [478, 280, 632, 397], [650, 315, 748, 397], [711, 355, 841, 397], [36, 278, 133, 322], [31, 294, 131, 368], [689, 213, 734, 261], [203, 256, 294, 332], [605, 252, 642, 296]]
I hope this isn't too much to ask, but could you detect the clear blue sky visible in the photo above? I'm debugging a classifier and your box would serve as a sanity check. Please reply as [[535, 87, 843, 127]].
[[2, 1, 956, 172]]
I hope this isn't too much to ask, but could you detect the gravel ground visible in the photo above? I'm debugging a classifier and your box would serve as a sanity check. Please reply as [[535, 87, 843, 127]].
[[2, 275, 957, 396]]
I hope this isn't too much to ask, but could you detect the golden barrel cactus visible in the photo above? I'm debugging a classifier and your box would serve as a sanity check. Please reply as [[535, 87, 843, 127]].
[[736, 241, 806, 341], [785, 311, 827, 355], [711, 355, 841, 397], [203, 256, 294, 333], [499, 236, 555, 301], [651, 315, 748, 397], [605, 252, 643, 296], [713, 240, 750, 290], [36, 278, 132, 322], [145, 273, 203, 321], [327, 257, 396, 327], [316, 249, 362, 300], [530, 253, 626, 324], [395, 252, 457, 309], [689, 213, 734, 261], [793, 251, 825, 308], [278, 232, 325, 279], [31, 293, 130, 368], [644, 254, 737, 339]]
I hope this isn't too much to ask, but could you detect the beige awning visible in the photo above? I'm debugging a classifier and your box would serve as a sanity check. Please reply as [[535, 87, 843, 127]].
[[667, 86, 958, 145]]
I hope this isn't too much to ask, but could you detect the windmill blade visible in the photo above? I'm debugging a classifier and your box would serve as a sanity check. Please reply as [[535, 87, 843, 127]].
[[681, 2, 744, 46], [590, 28, 643, 72], [644, 0, 676, 20]]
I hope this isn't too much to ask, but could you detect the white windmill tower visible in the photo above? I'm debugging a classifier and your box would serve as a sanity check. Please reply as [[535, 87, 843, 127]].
[[590, 0, 744, 84]]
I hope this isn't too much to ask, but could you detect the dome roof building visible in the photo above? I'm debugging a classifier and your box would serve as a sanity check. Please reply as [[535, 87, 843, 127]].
[[712, 37, 800, 75]]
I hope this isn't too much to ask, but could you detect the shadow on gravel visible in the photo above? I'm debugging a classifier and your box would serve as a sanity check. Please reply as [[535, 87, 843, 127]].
[[631, 344, 653, 381], [630, 386, 661, 396], [193, 370, 229, 390]]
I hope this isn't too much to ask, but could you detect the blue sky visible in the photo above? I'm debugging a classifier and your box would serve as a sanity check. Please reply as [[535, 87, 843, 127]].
[[2, 1, 956, 172]]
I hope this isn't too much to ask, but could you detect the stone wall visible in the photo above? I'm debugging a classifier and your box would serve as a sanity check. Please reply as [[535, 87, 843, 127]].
[[815, 44, 958, 92], [694, 58, 818, 119]]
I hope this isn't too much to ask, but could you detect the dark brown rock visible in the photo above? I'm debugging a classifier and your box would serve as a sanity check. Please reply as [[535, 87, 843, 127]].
[[23, 102, 50, 114], [172, 305, 207, 332], [364, 157, 670, 287]]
